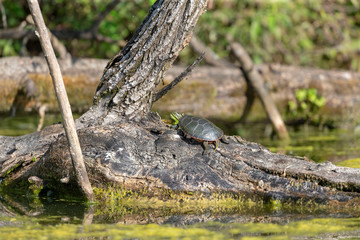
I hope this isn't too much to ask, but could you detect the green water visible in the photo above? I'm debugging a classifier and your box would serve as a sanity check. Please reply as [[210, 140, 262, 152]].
[[1, 214, 360, 239], [236, 123, 360, 165], [1, 115, 360, 239]]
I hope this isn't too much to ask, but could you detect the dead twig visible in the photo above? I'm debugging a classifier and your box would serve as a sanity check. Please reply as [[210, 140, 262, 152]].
[[0, 27, 126, 47], [89, 0, 123, 33], [26, 15, 70, 60], [0, 0, 7, 29], [152, 52, 204, 103], [190, 35, 229, 67]]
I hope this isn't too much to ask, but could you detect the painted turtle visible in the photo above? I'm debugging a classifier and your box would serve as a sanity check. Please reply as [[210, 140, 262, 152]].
[[170, 112, 229, 155]]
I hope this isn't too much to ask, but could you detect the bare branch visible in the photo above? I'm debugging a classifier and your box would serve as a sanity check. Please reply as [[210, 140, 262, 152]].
[[0, 27, 127, 48], [153, 52, 205, 103], [0, 0, 127, 51], [190, 34, 229, 67], [0, 0, 7, 29], [230, 42, 289, 140], [27, 0, 93, 201], [26, 15, 70, 59]]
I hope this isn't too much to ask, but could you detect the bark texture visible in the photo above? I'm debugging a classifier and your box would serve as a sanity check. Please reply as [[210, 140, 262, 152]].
[[2, 113, 360, 204], [82, 0, 208, 127]]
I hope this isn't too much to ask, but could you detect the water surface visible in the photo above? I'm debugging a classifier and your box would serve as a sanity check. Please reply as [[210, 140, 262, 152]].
[[1, 116, 360, 239]]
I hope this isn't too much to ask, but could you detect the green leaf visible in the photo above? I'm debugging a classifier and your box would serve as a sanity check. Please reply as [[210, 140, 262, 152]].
[[288, 101, 297, 111], [250, 20, 262, 43], [315, 97, 325, 107], [296, 89, 307, 102], [300, 102, 308, 110]]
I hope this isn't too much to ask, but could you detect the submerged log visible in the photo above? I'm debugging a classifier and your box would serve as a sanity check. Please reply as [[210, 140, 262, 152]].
[[1, 0, 360, 205]]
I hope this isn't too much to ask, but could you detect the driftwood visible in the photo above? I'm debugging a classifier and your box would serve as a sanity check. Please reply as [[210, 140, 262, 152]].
[[230, 42, 288, 139], [1, 0, 360, 206]]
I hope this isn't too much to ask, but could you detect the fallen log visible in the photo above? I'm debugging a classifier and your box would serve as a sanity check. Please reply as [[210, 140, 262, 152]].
[[1, 113, 360, 203], [1, 57, 360, 122]]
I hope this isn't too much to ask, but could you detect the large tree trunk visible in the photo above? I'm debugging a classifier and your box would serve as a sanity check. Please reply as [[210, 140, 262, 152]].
[[1, 0, 360, 204], [79, 0, 208, 127]]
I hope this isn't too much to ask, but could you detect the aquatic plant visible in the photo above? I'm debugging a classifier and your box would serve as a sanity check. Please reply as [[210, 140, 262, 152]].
[[287, 88, 325, 124]]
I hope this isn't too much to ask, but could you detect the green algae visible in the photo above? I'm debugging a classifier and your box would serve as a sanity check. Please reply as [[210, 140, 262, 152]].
[[336, 158, 360, 168], [226, 217, 360, 239], [0, 215, 360, 240], [0, 219, 226, 240], [268, 145, 314, 153]]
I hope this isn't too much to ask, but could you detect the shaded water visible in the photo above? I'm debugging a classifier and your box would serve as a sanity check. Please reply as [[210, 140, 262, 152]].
[[237, 123, 360, 165], [1, 115, 360, 239]]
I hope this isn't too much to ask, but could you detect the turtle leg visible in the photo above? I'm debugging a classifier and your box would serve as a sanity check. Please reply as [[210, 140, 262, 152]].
[[202, 141, 211, 155], [221, 136, 229, 144], [214, 140, 219, 150]]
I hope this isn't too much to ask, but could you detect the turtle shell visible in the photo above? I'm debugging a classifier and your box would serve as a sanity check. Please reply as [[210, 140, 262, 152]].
[[178, 115, 223, 142]]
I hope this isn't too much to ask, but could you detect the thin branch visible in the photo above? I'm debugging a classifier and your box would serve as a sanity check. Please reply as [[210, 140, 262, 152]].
[[26, 0, 94, 201], [230, 42, 289, 140], [0, 0, 126, 49], [190, 34, 229, 67], [0, 0, 7, 29], [0, 27, 127, 48], [26, 14, 70, 59], [153, 52, 205, 103]]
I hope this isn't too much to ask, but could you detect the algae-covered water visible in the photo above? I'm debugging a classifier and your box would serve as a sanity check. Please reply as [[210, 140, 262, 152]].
[[1, 115, 360, 239]]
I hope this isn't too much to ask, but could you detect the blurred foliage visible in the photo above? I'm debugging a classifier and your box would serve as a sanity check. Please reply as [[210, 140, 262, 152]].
[[1, 0, 359, 71], [287, 88, 325, 123], [196, 0, 360, 71]]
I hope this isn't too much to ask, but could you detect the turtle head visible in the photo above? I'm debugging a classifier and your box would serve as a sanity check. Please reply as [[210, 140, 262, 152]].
[[170, 112, 183, 124]]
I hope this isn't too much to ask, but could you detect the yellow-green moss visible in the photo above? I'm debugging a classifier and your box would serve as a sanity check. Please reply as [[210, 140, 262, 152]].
[[336, 158, 360, 168], [92, 185, 360, 220], [93, 186, 261, 218]]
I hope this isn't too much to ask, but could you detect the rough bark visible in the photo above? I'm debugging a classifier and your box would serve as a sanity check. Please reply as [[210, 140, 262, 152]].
[[1, 0, 360, 204], [2, 113, 360, 203], [80, 0, 209, 127]]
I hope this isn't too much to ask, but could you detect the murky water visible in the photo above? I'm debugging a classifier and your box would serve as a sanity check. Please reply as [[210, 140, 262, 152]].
[[1, 115, 360, 239], [236, 123, 360, 165]]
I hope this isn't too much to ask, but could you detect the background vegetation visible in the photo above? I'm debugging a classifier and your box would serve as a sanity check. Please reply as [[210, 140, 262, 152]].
[[1, 0, 359, 71]]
